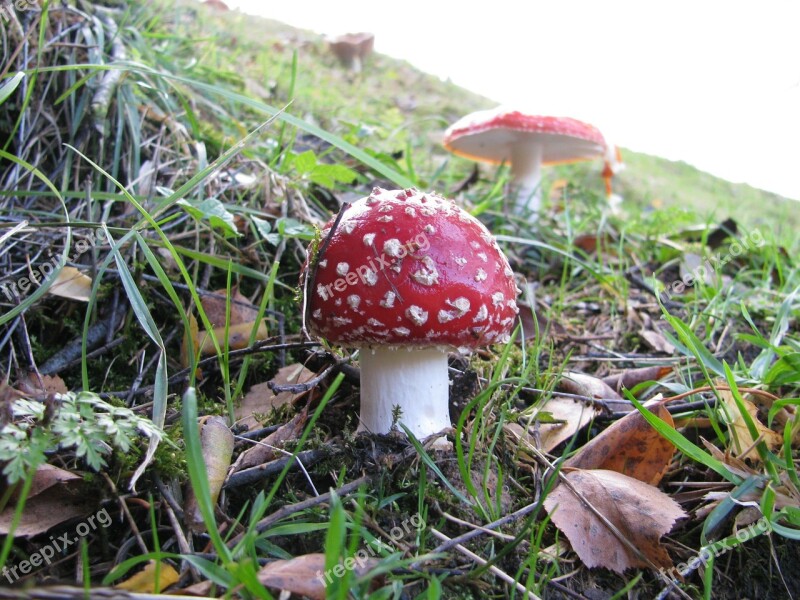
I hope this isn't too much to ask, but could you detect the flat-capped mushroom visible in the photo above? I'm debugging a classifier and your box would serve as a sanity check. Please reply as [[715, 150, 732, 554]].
[[301, 187, 519, 446], [443, 107, 607, 219], [328, 32, 375, 73]]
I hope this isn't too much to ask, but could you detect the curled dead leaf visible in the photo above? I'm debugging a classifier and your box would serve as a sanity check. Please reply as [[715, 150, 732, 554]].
[[185, 416, 234, 533], [47, 266, 92, 302], [563, 399, 675, 486], [719, 388, 782, 461], [544, 469, 686, 573], [258, 553, 379, 599], [508, 396, 601, 454]]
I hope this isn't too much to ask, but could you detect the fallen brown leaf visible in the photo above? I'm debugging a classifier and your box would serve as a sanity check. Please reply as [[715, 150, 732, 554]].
[[257, 553, 378, 599], [114, 560, 179, 593], [558, 371, 622, 400], [508, 396, 601, 453], [0, 471, 94, 537], [544, 469, 686, 572], [563, 399, 675, 485], [198, 320, 269, 355], [719, 388, 782, 461], [17, 373, 68, 396], [231, 406, 308, 473], [47, 266, 92, 302], [201, 288, 260, 327], [186, 416, 234, 533], [602, 366, 673, 395], [235, 363, 318, 430]]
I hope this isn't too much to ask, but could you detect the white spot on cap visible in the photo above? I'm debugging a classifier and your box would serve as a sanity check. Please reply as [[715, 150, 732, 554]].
[[438, 297, 470, 322], [312, 309, 322, 319], [393, 327, 410, 336], [318, 259, 328, 268], [380, 291, 396, 308], [454, 257, 467, 266], [363, 233, 376, 246], [336, 262, 350, 276], [405, 207, 417, 217], [347, 294, 361, 310], [368, 317, 385, 328], [492, 292, 504, 306], [420, 207, 435, 217], [477, 252, 488, 262], [377, 215, 393, 223], [383, 239, 403, 257], [406, 305, 429, 326], [424, 224, 435, 234], [364, 269, 378, 286], [341, 220, 356, 234], [504, 265, 513, 278], [474, 304, 488, 322], [475, 268, 487, 282], [332, 317, 352, 326], [470, 240, 481, 250], [412, 256, 439, 286], [378, 203, 393, 213]]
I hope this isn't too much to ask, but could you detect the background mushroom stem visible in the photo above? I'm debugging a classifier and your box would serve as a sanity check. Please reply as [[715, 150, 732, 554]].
[[509, 141, 544, 215], [357, 346, 451, 443]]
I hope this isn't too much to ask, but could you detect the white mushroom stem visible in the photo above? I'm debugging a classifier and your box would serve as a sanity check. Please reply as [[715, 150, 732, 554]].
[[357, 346, 451, 446], [509, 141, 543, 216]]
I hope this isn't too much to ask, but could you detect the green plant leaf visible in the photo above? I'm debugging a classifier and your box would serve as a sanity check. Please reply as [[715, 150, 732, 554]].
[[178, 197, 240, 237], [0, 72, 25, 105]]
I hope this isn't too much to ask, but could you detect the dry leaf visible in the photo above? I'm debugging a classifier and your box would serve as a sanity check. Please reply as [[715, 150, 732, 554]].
[[508, 397, 600, 453], [201, 288, 259, 327], [115, 560, 179, 592], [639, 329, 675, 354], [16, 373, 68, 396], [558, 372, 621, 400], [563, 399, 675, 485], [198, 320, 269, 355], [23, 464, 81, 500], [0, 474, 94, 537], [719, 388, 782, 461], [185, 416, 234, 533], [180, 312, 200, 370], [235, 364, 318, 430], [231, 406, 308, 473], [602, 366, 673, 395], [258, 553, 378, 599], [47, 266, 92, 302], [544, 469, 686, 572]]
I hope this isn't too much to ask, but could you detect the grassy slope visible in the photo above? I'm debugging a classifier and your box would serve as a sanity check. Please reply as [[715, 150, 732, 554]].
[[207, 4, 798, 238]]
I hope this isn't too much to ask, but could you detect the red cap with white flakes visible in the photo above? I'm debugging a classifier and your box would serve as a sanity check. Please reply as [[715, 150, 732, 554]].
[[305, 187, 519, 349], [443, 108, 606, 166]]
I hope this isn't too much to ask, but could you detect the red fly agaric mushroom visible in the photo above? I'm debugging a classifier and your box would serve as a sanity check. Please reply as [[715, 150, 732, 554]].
[[443, 107, 607, 218], [301, 187, 519, 446]]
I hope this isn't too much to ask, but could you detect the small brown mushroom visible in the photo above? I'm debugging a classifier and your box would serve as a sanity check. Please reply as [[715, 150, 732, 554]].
[[328, 32, 375, 73]]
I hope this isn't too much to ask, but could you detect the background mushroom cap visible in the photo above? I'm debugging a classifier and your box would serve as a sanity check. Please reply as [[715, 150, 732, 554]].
[[304, 187, 519, 349], [443, 108, 607, 166]]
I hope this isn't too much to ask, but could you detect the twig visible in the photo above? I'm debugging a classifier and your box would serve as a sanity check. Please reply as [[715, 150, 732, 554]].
[[98, 339, 321, 399], [223, 448, 328, 490], [420, 499, 543, 562], [429, 527, 542, 600], [225, 474, 374, 548]]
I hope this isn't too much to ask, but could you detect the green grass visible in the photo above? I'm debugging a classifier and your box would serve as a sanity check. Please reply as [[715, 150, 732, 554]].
[[0, 0, 798, 598]]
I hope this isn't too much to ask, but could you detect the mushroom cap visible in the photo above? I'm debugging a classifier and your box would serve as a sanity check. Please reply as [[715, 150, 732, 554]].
[[443, 107, 607, 166], [303, 187, 519, 349]]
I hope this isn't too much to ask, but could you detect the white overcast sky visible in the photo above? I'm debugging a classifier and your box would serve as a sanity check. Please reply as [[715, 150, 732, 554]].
[[225, 1, 800, 201]]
